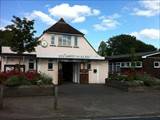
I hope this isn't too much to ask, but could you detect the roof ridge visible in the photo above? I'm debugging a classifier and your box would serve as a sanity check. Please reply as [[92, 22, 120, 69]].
[[44, 18, 84, 35]]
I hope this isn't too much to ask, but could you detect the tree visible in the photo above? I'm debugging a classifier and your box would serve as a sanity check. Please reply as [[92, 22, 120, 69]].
[[0, 30, 13, 53], [5, 16, 40, 70], [104, 34, 157, 56], [98, 41, 107, 56]]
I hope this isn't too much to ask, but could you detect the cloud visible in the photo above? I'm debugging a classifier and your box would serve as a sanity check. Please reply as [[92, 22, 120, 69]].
[[93, 13, 120, 31], [79, 29, 88, 34], [72, 16, 85, 23], [132, 0, 160, 17], [48, 3, 100, 23], [27, 10, 56, 25], [0, 27, 6, 31], [130, 28, 160, 40]]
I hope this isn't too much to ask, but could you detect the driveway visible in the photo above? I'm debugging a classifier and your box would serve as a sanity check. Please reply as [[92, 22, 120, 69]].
[[0, 84, 160, 119]]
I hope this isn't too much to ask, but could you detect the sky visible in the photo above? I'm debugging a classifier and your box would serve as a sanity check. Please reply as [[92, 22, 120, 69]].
[[0, 0, 160, 50]]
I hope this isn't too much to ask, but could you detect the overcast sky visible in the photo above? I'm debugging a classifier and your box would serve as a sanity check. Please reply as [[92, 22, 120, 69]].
[[0, 0, 160, 50]]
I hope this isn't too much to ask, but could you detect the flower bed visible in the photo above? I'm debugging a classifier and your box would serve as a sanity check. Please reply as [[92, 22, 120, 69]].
[[106, 73, 160, 92], [0, 70, 53, 87]]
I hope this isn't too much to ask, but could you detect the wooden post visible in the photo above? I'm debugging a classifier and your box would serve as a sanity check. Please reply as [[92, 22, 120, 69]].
[[54, 85, 58, 110], [0, 84, 4, 109]]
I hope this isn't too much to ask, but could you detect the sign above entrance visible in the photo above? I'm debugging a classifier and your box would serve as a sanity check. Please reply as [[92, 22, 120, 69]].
[[58, 54, 104, 60], [59, 55, 90, 59]]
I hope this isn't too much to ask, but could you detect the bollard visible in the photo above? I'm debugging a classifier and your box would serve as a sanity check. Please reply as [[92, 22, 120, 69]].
[[54, 85, 58, 110], [0, 84, 3, 109]]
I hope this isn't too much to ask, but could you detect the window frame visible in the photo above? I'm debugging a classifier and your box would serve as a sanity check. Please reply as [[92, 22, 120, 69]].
[[58, 35, 71, 47], [48, 59, 53, 70], [74, 36, 78, 47], [154, 61, 160, 68], [51, 34, 55, 45], [135, 61, 142, 68], [29, 59, 34, 70]]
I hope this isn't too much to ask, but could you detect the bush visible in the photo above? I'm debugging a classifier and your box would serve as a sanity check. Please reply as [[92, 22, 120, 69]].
[[109, 73, 160, 87], [37, 73, 52, 85], [5, 75, 31, 87], [127, 80, 144, 87], [0, 70, 53, 86], [108, 74, 128, 82], [134, 74, 160, 86]]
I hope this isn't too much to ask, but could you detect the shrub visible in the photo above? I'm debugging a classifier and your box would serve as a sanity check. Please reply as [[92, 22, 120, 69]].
[[37, 73, 52, 85], [5, 75, 31, 87], [134, 74, 160, 86], [109, 73, 160, 87], [127, 80, 144, 87]]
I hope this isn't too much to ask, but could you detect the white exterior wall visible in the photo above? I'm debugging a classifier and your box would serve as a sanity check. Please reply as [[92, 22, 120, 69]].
[[89, 61, 108, 84], [37, 59, 58, 85]]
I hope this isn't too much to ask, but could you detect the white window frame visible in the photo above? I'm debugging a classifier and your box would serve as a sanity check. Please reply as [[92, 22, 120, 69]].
[[29, 59, 34, 70], [74, 36, 78, 47], [58, 35, 71, 46], [120, 61, 142, 68], [135, 61, 142, 68], [51, 35, 55, 45], [48, 59, 53, 70], [120, 62, 131, 68], [154, 61, 160, 68]]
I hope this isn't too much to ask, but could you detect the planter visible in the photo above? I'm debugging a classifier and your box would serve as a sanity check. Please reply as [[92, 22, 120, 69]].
[[3, 85, 54, 97], [107, 80, 160, 92], [128, 86, 160, 92]]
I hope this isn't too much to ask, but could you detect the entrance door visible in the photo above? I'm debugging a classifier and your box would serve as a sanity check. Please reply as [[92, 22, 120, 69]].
[[80, 63, 89, 84], [58, 62, 73, 84]]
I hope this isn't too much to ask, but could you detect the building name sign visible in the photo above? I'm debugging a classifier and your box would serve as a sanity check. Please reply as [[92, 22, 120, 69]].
[[58, 54, 90, 59]]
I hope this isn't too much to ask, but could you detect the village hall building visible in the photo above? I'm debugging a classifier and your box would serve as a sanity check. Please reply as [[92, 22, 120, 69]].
[[0, 18, 108, 85]]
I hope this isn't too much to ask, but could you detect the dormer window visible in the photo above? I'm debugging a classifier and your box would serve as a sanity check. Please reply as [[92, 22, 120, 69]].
[[74, 36, 78, 47], [51, 35, 55, 45], [58, 35, 71, 47]]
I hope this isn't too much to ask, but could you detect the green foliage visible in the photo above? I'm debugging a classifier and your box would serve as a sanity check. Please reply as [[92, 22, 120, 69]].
[[108, 73, 160, 87], [4, 72, 53, 87], [135, 74, 160, 86], [127, 80, 144, 87], [108, 74, 128, 82], [5, 75, 31, 87], [36, 73, 52, 85], [98, 41, 108, 56], [0, 30, 13, 53], [99, 34, 157, 56], [5, 16, 40, 54]]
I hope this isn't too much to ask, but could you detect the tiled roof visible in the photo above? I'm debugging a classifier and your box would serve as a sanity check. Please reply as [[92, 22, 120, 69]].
[[44, 18, 84, 35]]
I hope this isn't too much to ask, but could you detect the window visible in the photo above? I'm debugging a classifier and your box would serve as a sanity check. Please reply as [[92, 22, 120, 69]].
[[121, 61, 142, 68], [87, 64, 91, 70], [48, 59, 53, 70], [116, 62, 120, 73], [74, 36, 78, 47], [121, 62, 130, 68], [51, 35, 55, 45], [135, 61, 142, 68], [29, 59, 34, 70], [121, 62, 125, 67], [58, 35, 71, 46], [154, 61, 160, 68]]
